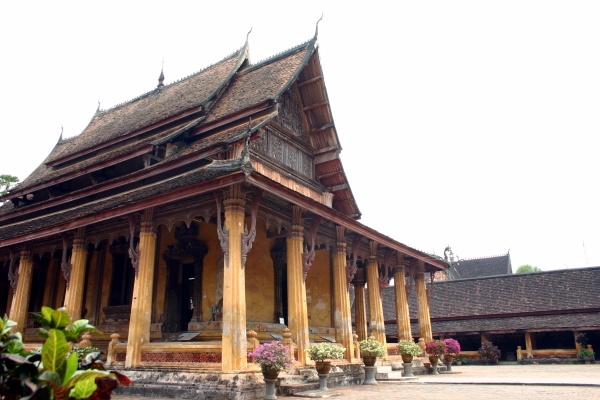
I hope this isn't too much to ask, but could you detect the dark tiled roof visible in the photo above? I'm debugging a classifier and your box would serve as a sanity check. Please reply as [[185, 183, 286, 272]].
[[205, 46, 311, 123], [46, 49, 247, 165], [447, 253, 512, 279], [0, 167, 233, 241], [386, 312, 600, 335], [380, 266, 600, 334], [0, 120, 195, 214]]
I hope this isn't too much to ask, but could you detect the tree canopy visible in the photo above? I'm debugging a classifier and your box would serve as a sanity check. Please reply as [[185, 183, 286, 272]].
[[0, 174, 19, 196], [516, 264, 542, 273]]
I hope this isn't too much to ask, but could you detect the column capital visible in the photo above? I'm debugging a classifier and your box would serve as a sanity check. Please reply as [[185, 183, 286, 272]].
[[73, 227, 86, 251], [140, 207, 156, 236], [368, 240, 378, 264], [335, 226, 346, 255], [20, 242, 32, 263]]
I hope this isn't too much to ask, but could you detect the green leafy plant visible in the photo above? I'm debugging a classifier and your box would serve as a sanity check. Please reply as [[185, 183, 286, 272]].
[[1, 307, 131, 400], [397, 340, 422, 357], [454, 354, 468, 363], [358, 339, 386, 358], [305, 343, 345, 362], [578, 348, 595, 357], [0, 315, 40, 400]]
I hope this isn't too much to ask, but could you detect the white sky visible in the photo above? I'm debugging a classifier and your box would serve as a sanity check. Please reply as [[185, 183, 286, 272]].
[[1, 1, 599, 271]]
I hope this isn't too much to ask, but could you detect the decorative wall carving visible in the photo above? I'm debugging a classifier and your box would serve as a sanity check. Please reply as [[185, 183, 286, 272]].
[[214, 191, 229, 268], [301, 216, 323, 281], [275, 88, 305, 139], [241, 190, 264, 268], [60, 232, 71, 286], [250, 128, 314, 180]]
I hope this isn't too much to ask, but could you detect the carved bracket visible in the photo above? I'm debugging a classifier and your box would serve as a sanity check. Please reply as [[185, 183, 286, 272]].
[[241, 189, 264, 268], [127, 214, 140, 276], [427, 264, 435, 301], [379, 248, 394, 296], [345, 235, 363, 286], [406, 259, 417, 298], [60, 232, 72, 287], [214, 191, 229, 268], [7, 246, 17, 291], [301, 215, 323, 281]]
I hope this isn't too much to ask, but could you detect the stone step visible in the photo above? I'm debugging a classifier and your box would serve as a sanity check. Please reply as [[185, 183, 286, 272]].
[[376, 371, 405, 379], [376, 365, 393, 373]]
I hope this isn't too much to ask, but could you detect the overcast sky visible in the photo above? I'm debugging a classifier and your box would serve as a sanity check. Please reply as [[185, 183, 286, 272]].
[[1, 1, 599, 271]]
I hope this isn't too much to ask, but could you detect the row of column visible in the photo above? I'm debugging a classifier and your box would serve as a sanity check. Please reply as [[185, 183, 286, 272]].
[[7, 184, 435, 371], [353, 255, 433, 343]]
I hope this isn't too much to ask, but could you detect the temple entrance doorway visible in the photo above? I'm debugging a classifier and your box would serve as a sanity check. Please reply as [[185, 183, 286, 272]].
[[162, 222, 207, 333]]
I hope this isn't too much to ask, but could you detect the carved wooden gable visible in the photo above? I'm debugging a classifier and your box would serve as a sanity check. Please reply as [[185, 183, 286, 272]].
[[251, 88, 315, 181]]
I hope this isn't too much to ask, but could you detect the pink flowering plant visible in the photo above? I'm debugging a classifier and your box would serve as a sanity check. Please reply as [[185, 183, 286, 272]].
[[249, 341, 295, 372], [443, 338, 461, 355], [424, 340, 447, 357]]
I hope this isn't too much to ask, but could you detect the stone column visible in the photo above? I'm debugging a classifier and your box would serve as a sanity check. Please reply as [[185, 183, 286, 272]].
[[332, 226, 354, 361], [353, 266, 368, 341], [366, 241, 386, 345], [393, 259, 412, 341], [287, 206, 310, 365], [221, 185, 248, 371], [525, 332, 533, 358], [125, 208, 157, 368], [64, 227, 87, 321], [9, 246, 33, 334], [415, 260, 432, 341]]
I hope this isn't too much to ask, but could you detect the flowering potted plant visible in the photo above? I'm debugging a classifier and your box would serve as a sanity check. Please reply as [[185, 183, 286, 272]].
[[442, 338, 460, 371], [249, 341, 295, 379], [478, 340, 501, 364], [359, 338, 387, 366], [425, 340, 447, 374], [577, 348, 595, 364], [397, 340, 422, 363]]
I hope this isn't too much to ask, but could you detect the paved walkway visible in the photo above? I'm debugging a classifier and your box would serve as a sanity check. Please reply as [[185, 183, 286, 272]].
[[112, 364, 600, 400]]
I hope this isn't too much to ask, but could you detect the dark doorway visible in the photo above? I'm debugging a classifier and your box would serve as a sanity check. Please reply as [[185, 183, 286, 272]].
[[108, 252, 135, 307], [180, 263, 195, 332], [489, 332, 526, 361]]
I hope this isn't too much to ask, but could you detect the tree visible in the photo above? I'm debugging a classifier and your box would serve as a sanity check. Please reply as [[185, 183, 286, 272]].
[[516, 264, 542, 273], [0, 174, 19, 197]]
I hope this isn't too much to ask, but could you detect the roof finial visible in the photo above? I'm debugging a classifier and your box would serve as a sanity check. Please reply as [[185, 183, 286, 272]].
[[158, 59, 165, 88], [315, 13, 323, 36], [60, 125, 64, 141], [97, 98, 101, 112], [246, 27, 253, 43]]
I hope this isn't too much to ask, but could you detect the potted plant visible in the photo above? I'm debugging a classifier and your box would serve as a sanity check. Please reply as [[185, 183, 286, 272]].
[[425, 340, 447, 375], [478, 340, 501, 364], [306, 343, 345, 391], [578, 348, 595, 364], [397, 340, 422, 363], [249, 341, 295, 379], [454, 354, 468, 365], [443, 338, 461, 371], [359, 338, 387, 366], [358, 339, 386, 385], [397, 339, 422, 378], [249, 341, 295, 400]]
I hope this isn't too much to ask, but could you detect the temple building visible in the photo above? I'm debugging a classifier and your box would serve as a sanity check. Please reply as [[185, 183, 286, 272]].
[[0, 31, 447, 394]]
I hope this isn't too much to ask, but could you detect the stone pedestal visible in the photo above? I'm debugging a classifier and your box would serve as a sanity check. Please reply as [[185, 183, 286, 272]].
[[402, 362, 414, 377], [363, 366, 378, 385]]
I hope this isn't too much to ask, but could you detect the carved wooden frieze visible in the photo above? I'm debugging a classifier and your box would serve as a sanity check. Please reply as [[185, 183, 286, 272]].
[[274, 88, 306, 140], [250, 128, 315, 180]]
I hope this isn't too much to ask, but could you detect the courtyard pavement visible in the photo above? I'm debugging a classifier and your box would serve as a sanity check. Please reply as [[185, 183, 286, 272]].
[[112, 364, 600, 400]]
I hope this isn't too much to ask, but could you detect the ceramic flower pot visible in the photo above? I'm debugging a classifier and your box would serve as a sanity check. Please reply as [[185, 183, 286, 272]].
[[315, 361, 332, 375], [362, 356, 377, 367], [401, 355, 414, 363], [262, 369, 280, 380]]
